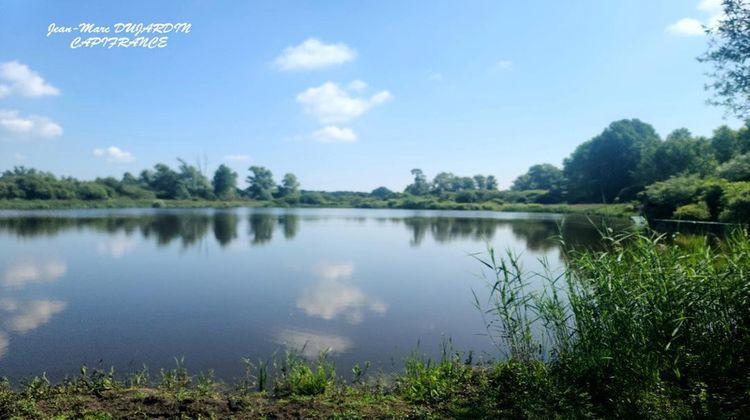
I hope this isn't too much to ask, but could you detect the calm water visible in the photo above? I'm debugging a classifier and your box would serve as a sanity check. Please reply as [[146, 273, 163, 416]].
[[0, 208, 627, 382]]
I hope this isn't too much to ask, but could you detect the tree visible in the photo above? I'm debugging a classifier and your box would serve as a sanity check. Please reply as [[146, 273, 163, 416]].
[[149, 163, 184, 199], [563, 119, 661, 203], [485, 175, 499, 190], [213, 164, 238, 200], [511, 164, 567, 202], [718, 153, 750, 181], [177, 159, 213, 199], [246, 166, 275, 200], [371, 186, 394, 199], [278, 173, 300, 198], [456, 177, 476, 190], [700, 0, 750, 118], [711, 125, 740, 163], [639, 129, 717, 184], [473, 175, 487, 190], [512, 164, 565, 191], [405, 168, 430, 195], [432, 172, 456, 194]]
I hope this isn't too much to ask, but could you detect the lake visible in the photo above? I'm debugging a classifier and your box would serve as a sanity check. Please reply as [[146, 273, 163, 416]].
[[0, 208, 628, 382]]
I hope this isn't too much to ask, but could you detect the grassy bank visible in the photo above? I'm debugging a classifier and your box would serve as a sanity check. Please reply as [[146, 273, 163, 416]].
[[0, 198, 636, 217], [2, 229, 749, 419]]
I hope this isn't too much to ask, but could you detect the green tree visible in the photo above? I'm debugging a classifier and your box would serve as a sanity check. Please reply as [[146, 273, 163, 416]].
[[718, 153, 750, 181], [473, 175, 487, 190], [371, 186, 394, 199], [405, 168, 430, 195], [246, 166, 275, 200], [512, 164, 567, 202], [563, 119, 661, 203], [711, 125, 740, 163], [700, 0, 750, 118], [432, 172, 456, 194], [456, 176, 476, 190], [485, 175, 499, 190], [149, 163, 185, 199], [177, 159, 213, 199], [277, 173, 300, 198], [639, 129, 718, 184], [213, 164, 238, 200]]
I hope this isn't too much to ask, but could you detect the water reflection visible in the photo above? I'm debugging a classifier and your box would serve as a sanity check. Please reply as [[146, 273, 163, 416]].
[[213, 212, 238, 247], [96, 233, 137, 258], [273, 328, 354, 359], [0, 258, 68, 361], [0, 210, 629, 252], [298, 263, 387, 324], [1, 298, 66, 333], [3, 259, 67, 289]]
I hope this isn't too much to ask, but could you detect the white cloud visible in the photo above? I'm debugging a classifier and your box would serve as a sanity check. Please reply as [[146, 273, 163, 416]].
[[667, 0, 725, 36], [0, 109, 62, 140], [347, 80, 368, 92], [93, 146, 135, 163], [3, 259, 67, 289], [2, 299, 66, 333], [273, 38, 356, 71], [667, 18, 705, 36], [698, 0, 722, 13], [224, 154, 252, 162], [312, 126, 357, 143], [0, 61, 59, 97], [273, 328, 353, 359], [296, 81, 392, 124]]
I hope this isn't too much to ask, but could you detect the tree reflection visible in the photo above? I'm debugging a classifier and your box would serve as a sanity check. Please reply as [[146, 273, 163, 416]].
[[0, 211, 630, 252], [278, 214, 299, 239], [248, 213, 275, 245], [213, 212, 238, 247]]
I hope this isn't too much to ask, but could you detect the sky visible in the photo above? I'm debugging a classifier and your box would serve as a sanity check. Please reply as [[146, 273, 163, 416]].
[[0, 0, 742, 191]]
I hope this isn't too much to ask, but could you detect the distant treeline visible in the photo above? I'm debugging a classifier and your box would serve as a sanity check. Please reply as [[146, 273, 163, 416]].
[[1, 118, 749, 222]]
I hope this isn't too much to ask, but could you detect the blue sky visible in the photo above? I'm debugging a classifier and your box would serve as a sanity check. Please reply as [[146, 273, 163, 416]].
[[0, 0, 741, 191]]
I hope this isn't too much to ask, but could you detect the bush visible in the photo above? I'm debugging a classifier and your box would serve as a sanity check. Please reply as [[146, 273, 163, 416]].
[[718, 153, 750, 181], [719, 182, 750, 222], [673, 202, 711, 221], [641, 176, 728, 220], [77, 183, 110, 200]]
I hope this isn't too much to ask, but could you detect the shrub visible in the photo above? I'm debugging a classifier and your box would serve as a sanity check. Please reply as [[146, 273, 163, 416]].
[[673, 202, 711, 221], [719, 182, 750, 222]]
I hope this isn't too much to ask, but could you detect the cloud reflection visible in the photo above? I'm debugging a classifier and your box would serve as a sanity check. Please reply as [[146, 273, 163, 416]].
[[2, 299, 66, 333], [2, 259, 66, 289], [298, 263, 387, 324], [0, 332, 8, 359], [96, 233, 137, 258], [273, 328, 353, 359]]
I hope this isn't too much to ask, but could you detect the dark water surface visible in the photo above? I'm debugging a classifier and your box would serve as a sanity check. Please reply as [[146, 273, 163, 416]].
[[0, 208, 626, 382]]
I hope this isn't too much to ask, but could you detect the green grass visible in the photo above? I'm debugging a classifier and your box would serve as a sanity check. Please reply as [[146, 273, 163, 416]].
[[473, 227, 750, 418]]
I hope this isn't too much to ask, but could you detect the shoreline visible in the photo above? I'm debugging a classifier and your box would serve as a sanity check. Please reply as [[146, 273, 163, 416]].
[[0, 199, 636, 217]]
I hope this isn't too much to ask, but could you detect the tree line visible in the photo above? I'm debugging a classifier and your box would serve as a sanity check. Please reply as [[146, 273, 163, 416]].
[[0, 162, 302, 203], [503, 118, 750, 222]]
